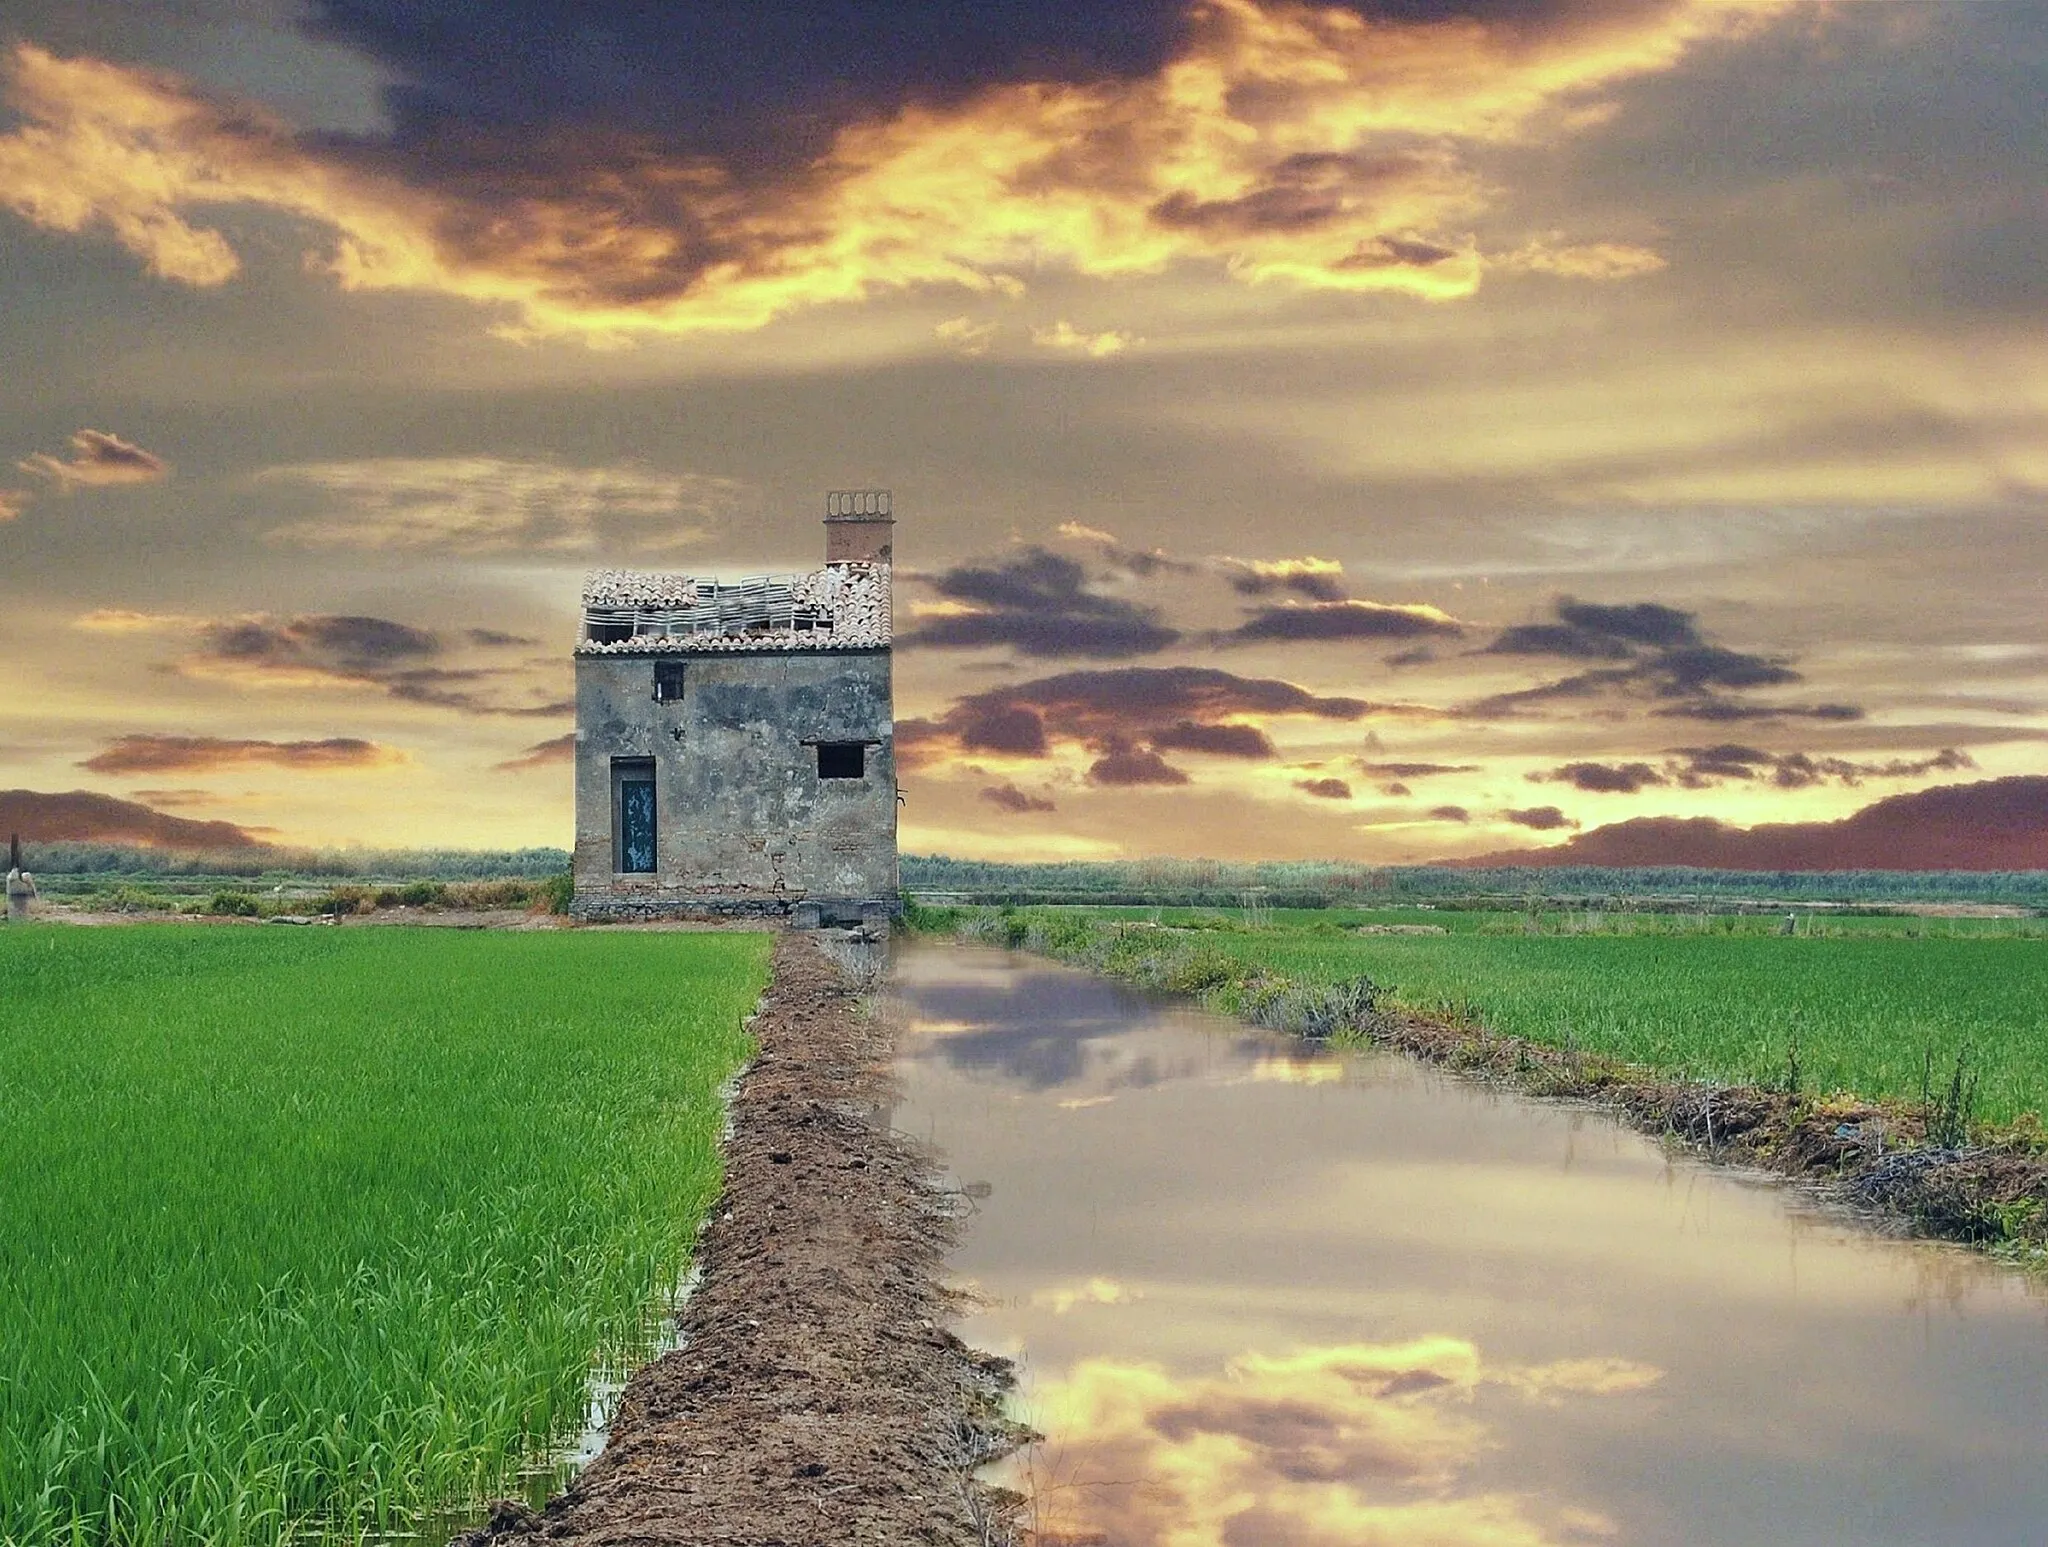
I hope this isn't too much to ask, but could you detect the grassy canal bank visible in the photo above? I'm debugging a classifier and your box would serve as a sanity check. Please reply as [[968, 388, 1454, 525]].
[[914, 903, 2048, 1259], [0, 926, 769, 1546]]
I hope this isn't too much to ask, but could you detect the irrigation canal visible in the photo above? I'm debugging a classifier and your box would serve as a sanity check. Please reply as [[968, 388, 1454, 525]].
[[885, 939, 2048, 1547]]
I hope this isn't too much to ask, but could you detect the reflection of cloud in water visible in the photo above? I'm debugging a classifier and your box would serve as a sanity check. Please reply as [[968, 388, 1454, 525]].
[[1243, 1055, 1346, 1086], [900, 975, 1154, 1092], [1010, 1339, 1659, 1547]]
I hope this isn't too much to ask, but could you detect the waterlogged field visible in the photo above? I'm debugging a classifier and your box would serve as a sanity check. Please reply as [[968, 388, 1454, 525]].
[[964, 908, 2048, 1125], [0, 926, 769, 1547]]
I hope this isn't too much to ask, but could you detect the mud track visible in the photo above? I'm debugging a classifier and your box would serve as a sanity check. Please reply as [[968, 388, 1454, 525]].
[[460, 932, 1024, 1547]]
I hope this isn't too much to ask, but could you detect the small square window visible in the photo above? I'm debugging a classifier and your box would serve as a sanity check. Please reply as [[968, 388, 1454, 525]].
[[654, 661, 685, 702], [816, 742, 865, 779]]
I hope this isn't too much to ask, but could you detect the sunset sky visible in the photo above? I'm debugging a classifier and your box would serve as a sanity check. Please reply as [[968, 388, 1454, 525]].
[[1, 0, 2043, 861]]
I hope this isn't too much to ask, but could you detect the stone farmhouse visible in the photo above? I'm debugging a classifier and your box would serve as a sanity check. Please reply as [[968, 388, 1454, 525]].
[[571, 491, 897, 924]]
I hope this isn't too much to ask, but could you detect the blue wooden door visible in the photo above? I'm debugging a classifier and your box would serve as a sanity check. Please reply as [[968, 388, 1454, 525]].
[[618, 777, 656, 872]]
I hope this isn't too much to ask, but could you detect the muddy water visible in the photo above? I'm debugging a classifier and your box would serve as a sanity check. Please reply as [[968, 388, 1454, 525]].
[[886, 942, 2048, 1547]]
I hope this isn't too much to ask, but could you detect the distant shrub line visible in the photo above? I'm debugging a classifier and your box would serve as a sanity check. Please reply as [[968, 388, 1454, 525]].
[[903, 855, 2048, 907], [16, 840, 571, 880], [83, 876, 579, 918]]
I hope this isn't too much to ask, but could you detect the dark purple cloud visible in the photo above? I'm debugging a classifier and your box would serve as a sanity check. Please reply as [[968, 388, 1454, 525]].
[[200, 613, 437, 672], [906, 666, 1367, 788], [1503, 805, 1578, 831], [82, 735, 404, 774], [1221, 600, 1463, 646], [184, 613, 570, 718], [1555, 599, 1701, 648], [1484, 597, 1700, 660], [973, 667, 1371, 730], [1216, 557, 1350, 603], [959, 705, 1051, 756], [1356, 760, 1479, 778], [980, 782, 1057, 813], [1294, 777, 1352, 799], [303, 0, 1192, 174], [1468, 596, 1857, 724], [1529, 760, 1667, 793], [1667, 743, 1975, 790], [1651, 700, 1865, 723], [1088, 743, 1189, 786], [903, 548, 1179, 659], [1486, 622, 1637, 660], [1151, 720, 1277, 758], [1647, 645, 1800, 695]]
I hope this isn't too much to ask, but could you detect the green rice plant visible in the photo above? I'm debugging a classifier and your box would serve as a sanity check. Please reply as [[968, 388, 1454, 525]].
[[92, 886, 174, 914], [1922, 1046, 1981, 1148], [442, 879, 541, 910], [964, 908, 2048, 1126], [0, 927, 769, 1546], [1182, 928, 2048, 1125]]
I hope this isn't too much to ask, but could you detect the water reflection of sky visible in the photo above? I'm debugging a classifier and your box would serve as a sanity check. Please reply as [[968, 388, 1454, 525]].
[[888, 943, 2048, 1547]]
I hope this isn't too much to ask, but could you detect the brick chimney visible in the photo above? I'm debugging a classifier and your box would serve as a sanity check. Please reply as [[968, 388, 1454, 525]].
[[824, 488, 893, 565]]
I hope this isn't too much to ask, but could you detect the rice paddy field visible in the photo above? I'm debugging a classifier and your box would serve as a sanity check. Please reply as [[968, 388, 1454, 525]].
[[958, 906, 2048, 1126], [0, 925, 770, 1547]]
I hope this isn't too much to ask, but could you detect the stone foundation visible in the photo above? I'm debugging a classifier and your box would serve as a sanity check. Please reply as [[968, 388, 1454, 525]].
[[570, 894, 900, 928]]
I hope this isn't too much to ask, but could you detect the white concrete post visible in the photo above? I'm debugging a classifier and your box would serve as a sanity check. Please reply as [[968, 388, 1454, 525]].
[[5, 868, 33, 923]]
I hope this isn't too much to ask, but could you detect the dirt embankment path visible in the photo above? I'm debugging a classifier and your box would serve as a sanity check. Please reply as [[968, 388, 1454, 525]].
[[462, 931, 1024, 1547]]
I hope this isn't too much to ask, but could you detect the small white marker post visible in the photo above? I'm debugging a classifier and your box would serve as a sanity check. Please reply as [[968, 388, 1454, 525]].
[[5, 833, 35, 923]]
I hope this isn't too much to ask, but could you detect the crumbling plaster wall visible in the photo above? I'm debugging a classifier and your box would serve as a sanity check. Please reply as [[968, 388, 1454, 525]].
[[572, 649, 897, 915]]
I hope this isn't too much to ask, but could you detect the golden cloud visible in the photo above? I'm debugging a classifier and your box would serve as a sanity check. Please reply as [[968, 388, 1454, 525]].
[[1031, 1277, 1141, 1315], [257, 456, 743, 553], [0, 489, 27, 521], [935, 315, 998, 355], [73, 608, 208, 631], [1012, 1338, 1660, 1547], [1492, 236, 1668, 280], [1032, 320, 1137, 357], [17, 428, 170, 489], [0, 3, 1790, 340]]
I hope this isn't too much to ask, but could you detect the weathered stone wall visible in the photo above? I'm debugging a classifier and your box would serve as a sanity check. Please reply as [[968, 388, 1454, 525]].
[[572, 649, 897, 917]]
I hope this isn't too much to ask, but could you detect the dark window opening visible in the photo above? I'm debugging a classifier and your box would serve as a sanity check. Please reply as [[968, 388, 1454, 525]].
[[586, 621, 634, 644], [653, 661, 685, 702], [612, 758, 656, 873], [816, 742, 866, 780]]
